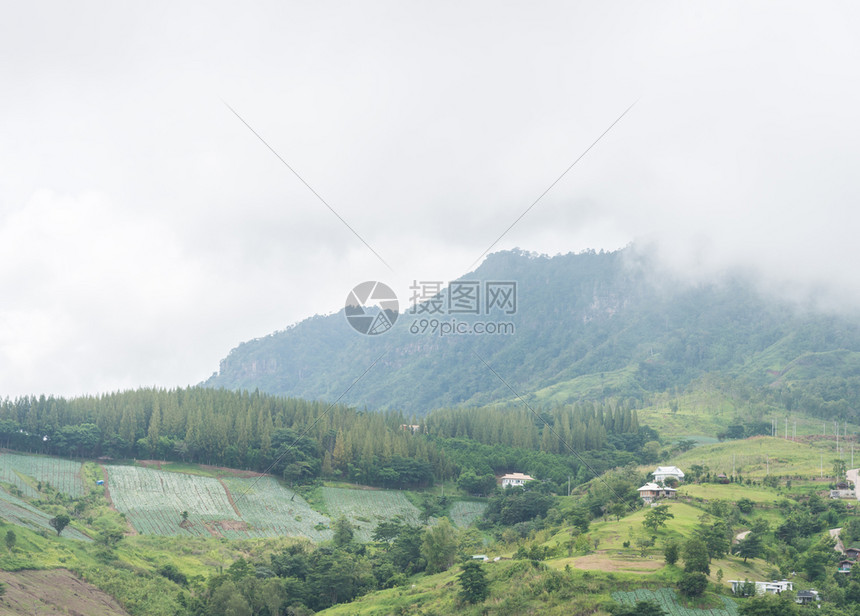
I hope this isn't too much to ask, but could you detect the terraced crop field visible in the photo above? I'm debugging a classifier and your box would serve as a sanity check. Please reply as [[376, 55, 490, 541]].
[[612, 588, 738, 615], [0, 452, 85, 497], [321, 487, 424, 541], [221, 476, 332, 541], [448, 500, 487, 527], [106, 466, 439, 541], [106, 465, 241, 537], [105, 466, 334, 539], [0, 489, 91, 541]]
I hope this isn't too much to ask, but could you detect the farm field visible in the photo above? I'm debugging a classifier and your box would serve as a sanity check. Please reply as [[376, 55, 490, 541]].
[[107, 465, 451, 541], [106, 465, 335, 540], [0, 488, 91, 540], [105, 465, 236, 537], [612, 588, 738, 615], [0, 452, 85, 497], [448, 499, 487, 527], [220, 476, 332, 541], [321, 487, 424, 541]]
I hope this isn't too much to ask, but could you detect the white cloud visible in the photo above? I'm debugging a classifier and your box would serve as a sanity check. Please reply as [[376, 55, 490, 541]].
[[1, 1, 859, 395]]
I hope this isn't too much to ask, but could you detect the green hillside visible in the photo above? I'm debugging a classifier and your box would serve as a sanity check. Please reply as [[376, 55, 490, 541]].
[[2, 440, 858, 616], [205, 248, 860, 421]]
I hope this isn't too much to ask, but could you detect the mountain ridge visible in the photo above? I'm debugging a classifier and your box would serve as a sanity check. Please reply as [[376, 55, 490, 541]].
[[204, 247, 860, 417]]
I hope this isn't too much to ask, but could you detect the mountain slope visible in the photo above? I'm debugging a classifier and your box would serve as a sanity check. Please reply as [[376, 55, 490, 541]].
[[205, 248, 860, 415]]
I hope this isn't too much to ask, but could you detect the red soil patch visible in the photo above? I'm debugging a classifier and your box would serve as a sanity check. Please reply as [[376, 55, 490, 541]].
[[570, 552, 663, 572], [218, 478, 242, 516], [136, 459, 164, 469], [203, 519, 249, 536]]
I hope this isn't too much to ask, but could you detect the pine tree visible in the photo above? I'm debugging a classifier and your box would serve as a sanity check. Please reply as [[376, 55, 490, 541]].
[[119, 405, 137, 451], [332, 429, 347, 470], [147, 400, 161, 456], [458, 561, 489, 603]]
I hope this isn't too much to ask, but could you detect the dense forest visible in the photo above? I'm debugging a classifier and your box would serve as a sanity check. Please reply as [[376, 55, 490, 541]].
[[205, 248, 860, 418], [0, 388, 656, 492]]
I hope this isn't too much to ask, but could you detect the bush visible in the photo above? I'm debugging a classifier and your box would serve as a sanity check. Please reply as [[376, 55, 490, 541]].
[[737, 498, 755, 514], [678, 572, 708, 597], [157, 563, 188, 586], [663, 539, 679, 565]]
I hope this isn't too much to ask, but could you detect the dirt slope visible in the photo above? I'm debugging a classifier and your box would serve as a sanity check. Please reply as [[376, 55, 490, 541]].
[[0, 569, 130, 616]]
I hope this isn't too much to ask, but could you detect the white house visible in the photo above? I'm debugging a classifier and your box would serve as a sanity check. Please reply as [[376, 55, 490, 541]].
[[501, 473, 534, 488], [637, 482, 677, 504], [653, 466, 685, 484], [729, 579, 793, 595], [830, 488, 855, 499], [795, 590, 819, 605]]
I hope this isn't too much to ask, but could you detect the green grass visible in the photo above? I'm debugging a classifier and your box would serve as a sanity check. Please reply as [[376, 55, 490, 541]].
[[155, 461, 223, 477], [318, 560, 625, 616], [678, 483, 781, 504], [529, 365, 641, 406], [569, 501, 705, 554], [669, 436, 843, 479], [0, 519, 91, 570]]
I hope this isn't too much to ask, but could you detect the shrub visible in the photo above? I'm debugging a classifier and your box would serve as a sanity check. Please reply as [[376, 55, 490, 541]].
[[678, 572, 708, 597]]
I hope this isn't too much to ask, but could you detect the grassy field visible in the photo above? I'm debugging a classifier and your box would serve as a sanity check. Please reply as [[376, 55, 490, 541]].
[[584, 501, 705, 552], [677, 483, 781, 504], [530, 366, 640, 406], [669, 436, 846, 480]]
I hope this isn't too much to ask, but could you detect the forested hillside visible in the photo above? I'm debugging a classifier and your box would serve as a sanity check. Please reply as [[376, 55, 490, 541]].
[[205, 248, 860, 418], [0, 388, 653, 492]]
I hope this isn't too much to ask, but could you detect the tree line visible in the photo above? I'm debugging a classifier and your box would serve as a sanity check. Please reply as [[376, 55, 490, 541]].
[[0, 388, 658, 491]]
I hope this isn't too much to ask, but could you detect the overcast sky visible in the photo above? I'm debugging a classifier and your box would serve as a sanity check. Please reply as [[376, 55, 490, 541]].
[[1, 2, 859, 397]]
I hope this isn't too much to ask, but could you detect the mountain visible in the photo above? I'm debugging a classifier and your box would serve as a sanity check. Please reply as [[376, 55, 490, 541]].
[[204, 248, 860, 416]]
